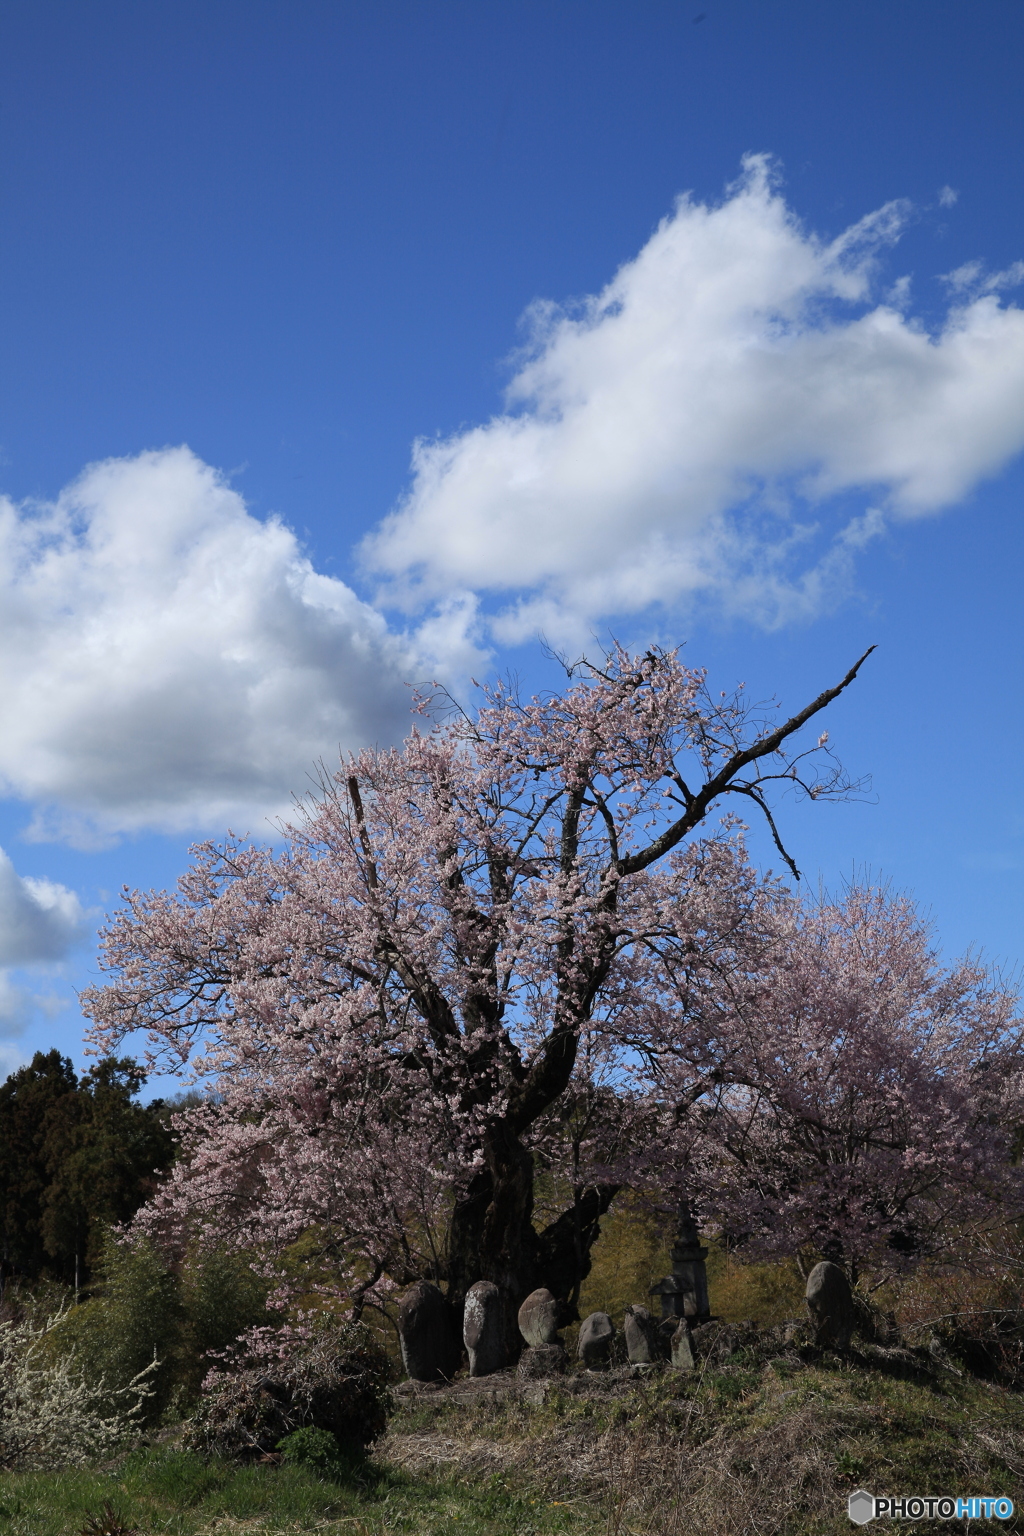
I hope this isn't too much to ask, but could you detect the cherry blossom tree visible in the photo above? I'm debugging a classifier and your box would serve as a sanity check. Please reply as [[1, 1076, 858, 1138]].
[[666, 885, 1024, 1279], [83, 645, 872, 1346]]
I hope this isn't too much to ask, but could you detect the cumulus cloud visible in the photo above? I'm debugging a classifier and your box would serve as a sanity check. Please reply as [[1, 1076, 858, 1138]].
[[0, 969, 44, 1044], [0, 447, 451, 841], [0, 847, 87, 965], [5, 159, 1024, 844], [0, 848, 86, 1070], [364, 155, 1024, 640]]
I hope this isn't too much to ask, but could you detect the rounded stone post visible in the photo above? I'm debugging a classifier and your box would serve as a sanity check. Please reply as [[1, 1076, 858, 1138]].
[[463, 1280, 504, 1376]]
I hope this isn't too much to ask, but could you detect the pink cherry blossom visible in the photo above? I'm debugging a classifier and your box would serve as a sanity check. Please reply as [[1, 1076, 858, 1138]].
[[86, 644, 944, 1333], [659, 884, 1024, 1277]]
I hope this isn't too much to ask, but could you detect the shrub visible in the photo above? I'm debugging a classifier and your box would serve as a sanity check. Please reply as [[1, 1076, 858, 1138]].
[[277, 1425, 346, 1476], [0, 1307, 156, 1470], [184, 1312, 392, 1461], [54, 1234, 272, 1422], [175, 1242, 271, 1405], [54, 1235, 181, 1422]]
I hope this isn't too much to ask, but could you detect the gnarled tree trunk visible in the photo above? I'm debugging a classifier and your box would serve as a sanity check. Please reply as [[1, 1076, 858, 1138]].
[[445, 1119, 617, 1361]]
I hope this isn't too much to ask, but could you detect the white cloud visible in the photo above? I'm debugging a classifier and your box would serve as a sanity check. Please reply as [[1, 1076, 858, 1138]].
[[0, 447, 452, 841], [0, 848, 85, 1070], [0, 846, 86, 965], [0, 1033, 31, 1080], [0, 971, 65, 1045], [942, 260, 1024, 296], [938, 185, 959, 208], [4, 159, 1023, 845], [0, 972, 35, 1041], [364, 155, 1024, 641]]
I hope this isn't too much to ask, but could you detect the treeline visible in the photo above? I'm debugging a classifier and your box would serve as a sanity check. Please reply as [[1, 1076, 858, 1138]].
[[0, 1050, 178, 1292]]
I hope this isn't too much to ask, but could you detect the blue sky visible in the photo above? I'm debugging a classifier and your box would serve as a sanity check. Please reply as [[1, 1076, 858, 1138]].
[[1, 0, 1022, 1083]]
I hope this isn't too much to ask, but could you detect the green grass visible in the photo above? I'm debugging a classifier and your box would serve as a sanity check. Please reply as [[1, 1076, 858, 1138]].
[[0, 1445, 599, 1535], [5, 1343, 1024, 1535]]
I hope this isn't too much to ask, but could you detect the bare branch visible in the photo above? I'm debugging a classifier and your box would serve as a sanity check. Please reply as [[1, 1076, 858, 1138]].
[[618, 647, 875, 877]]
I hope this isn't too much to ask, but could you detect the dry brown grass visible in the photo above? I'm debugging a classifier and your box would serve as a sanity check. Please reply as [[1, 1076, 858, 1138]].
[[384, 1332, 1024, 1535]]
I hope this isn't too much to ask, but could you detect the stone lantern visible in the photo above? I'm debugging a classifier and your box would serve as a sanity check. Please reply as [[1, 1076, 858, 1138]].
[[649, 1196, 711, 1323]]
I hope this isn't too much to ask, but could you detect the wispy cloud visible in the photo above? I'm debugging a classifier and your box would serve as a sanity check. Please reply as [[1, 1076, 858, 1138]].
[[0, 1036, 32, 1079], [941, 259, 1024, 296], [364, 155, 1024, 642]]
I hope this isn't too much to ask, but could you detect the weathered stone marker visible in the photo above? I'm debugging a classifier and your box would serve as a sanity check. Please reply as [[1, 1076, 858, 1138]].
[[578, 1310, 615, 1368], [463, 1280, 504, 1377], [657, 1316, 680, 1357], [517, 1287, 562, 1347], [623, 1304, 658, 1364], [516, 1286, 568, 1378], [398, 1280, 461, 1381], [805, 1261, 855, 1349], [670, 1319, 696, 1372]]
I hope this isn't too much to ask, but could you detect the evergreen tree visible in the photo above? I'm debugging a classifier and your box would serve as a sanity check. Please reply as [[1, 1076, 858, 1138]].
[[0, 1051, 174, 1291], [0, 1050, 77, 1286]]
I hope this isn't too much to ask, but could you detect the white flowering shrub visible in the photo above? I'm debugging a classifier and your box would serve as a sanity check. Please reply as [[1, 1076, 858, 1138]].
[[0, 1307, 157, 1470]]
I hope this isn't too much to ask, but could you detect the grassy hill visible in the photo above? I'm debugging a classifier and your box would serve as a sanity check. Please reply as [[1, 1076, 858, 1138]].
[[4, 1326, 1024, 1535]]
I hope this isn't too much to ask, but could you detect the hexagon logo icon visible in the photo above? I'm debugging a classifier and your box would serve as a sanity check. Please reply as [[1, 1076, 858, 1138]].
[[847, 1489, 875, 1525]]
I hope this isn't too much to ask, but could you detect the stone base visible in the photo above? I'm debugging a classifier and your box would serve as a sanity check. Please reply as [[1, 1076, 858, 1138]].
[[517, 1344, 568, 1380]]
